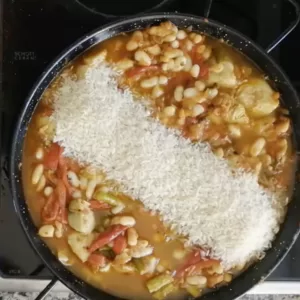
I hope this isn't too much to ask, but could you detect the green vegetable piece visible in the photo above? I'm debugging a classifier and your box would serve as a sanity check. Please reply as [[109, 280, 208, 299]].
[[186, 285, 202, 298], [152, 283, 176, 300], [146, 273, 174, 293], [99, 248, 115, 260], [133, 258, 145, 274], [93, 191, 123, 206]]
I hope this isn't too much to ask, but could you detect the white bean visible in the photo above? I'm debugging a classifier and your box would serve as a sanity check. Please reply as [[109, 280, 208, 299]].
[[35, 148, 44, 160], [190, 64, 200, 78], [174, 86, 184, 102], [114, 252, 131, 265], [158, 76, 168, 85], [193, 34, 203, 44], [177, 30, 187, 40], [116, 59, 134, 71], [79, 176, 88, 190], [174, 56, 187, 71], [228, 124, 241, 138], [184, 87, 198, 98], [136, 240, 149, 248], [54, 221, 63, 238], [192, 104, 205, 117], [173, 249, 186, 260], [127, 228, 138, 246], [126, 40, 138, 51], [207, 88, 218, 99], [86, 179, 97, 199], [72, 190, 82, 199], [164, 49, 184, 59], [185, 39, 194, 51], [134, 50, 151, 66], [195, 80, 205, 91], [111, 216, 136, 227], [36, 175, 46, 192], [67, 171, 80, 188], [152, 86, 164, 98], [32, 164, 44, 185], [140, 77, 158, 88], [163, 106, 176, 117], [250, 138, 266, 157], [171, 40, 179, 48], [130, 246, 153, 258], [44, 186, 53, 197], [186, 275, 207, 286], [38, 225, 54, 238], [146, 45, 161, 56], [164, 33, 177, 42], [111, 204, 125, 214], [183, 55, 192, 72]]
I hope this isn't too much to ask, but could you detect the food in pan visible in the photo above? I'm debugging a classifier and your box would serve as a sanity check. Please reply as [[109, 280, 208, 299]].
[[22, 22, 294, 299]]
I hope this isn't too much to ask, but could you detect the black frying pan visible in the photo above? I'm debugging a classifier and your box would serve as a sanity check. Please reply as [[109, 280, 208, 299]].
[[9, 11, 300, 300]]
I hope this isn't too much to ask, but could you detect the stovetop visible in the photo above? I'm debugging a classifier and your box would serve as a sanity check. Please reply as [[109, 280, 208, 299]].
[[1, 0, 300, 283]]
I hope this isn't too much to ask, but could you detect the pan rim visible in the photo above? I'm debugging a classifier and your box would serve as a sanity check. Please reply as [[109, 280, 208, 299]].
[[10, 13, 300, 300]]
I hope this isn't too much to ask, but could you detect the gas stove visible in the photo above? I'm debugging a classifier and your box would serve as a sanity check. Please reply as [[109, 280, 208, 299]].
[[1, 0, 300, 297]]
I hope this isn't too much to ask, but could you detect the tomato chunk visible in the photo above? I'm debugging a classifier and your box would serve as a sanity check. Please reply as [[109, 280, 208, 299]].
[[88, 225, 127, 253], [112, 234, 127, 255], [43, 143, 63, 171], [87, 253, 107, 270], [89, 200, 111, 210]]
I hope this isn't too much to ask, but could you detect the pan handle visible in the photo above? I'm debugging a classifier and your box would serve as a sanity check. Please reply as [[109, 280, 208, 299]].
[[34, 278, 58, 300], [203, 0, 300, 54], [266, 0, 300, 53]]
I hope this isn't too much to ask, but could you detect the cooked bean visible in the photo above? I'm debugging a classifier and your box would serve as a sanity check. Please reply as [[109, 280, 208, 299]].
[[190, 64, 200, 78], [140, 77, 159, 88], [36, 175, 46, 192], [214, 148, 224, 158], [193, 34, 203, 44], [171, 40, 179, 48], [184, 87, 198, 98], [192, 104, 205, 117], [228, 124, 241, 138], [55, 221, 63, 238], [202, 47, 212, 60], [164, 33, 177, 42], [44, 186, 54, 197], [127, 228, 138, 246], [72, 190, 82, 199], [206, 88, 218, 99], [32, 164, 44, 185], [276, 119, 290, 135], [163, 106, 176, 117], [79, 176, 88, 190], [212, 263, 223, 274], [57, 251, 71, 266], [164, 49, 184, 59], [146, 45, 161, 56], [195, 80, 205, 92], [152, 86, 164, 98], [126, 40, 138, 51], [196, 44, 206, 54], [134, 50, 151, 66], [162, 59, 175, 71], [158, 76, 168, 85], [177, 30, 187, 40], [67, 171, 80, 188], [136, 239, 149, 248], [185, 39, 194, 51], [130, 246, 153, 258], [111, 204, 125, 214], [35, 148, 44, 160], [184, 55, 192, 72], [115, 252, 132, 265], [116, 59, 134, 71], [207, 274, 224, 288], [174, 56, 187, 71], [250, 138, 266, 157], [111, 216, 136, 227], [224, 273, 232, 283], [174, 86, 184, 102], [86, 178, 97, 199], [186, 275, 207, 286], [38, 225, 55, 238]]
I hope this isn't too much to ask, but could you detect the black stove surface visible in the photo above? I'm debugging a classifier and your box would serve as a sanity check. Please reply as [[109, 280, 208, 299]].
[[1, 0, 300, 282]]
